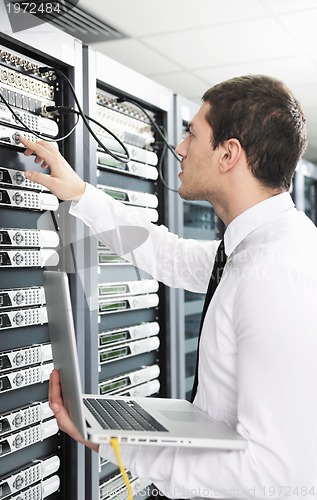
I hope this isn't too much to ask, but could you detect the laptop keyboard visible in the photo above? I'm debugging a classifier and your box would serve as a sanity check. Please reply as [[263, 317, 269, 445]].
[[84, 398, 168, 432]]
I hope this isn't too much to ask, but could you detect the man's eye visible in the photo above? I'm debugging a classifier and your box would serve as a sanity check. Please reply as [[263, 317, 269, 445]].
[[185, 128, 193, 138]]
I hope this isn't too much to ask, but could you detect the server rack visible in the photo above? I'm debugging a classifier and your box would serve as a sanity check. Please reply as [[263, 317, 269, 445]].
[[82, 46, 175, 500], [0, 23, 84, 500], [293, 158, 317, 225], [173, 95, 222, 401]]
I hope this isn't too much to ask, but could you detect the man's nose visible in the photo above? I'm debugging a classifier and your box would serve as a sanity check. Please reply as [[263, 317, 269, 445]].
[[175, 136, 188, 158]]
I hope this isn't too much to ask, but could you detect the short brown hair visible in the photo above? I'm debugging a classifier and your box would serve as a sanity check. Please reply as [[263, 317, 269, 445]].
[[202, 75, 307, 190]]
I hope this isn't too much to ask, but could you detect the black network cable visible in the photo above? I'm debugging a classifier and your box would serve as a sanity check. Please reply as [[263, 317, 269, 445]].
[[43, 104, 131, 164], [0, 90, 80, 142], [33, 66, 130, 163], [117, 96, 181, 162], [25, 66, 180, 185], [116, 96, 181, 192], [154, 137, 179, 193], [157, 142, 178, 193], [48, 100, 180, 193]]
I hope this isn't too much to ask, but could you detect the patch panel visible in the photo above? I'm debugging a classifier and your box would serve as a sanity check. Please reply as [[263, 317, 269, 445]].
[[0, 401, 53, 437], [0, 286, 45, 309], [0, 228, 59, 248], [98, 322, 160, 346], [98, 293, 159, 315], [0, 249, 59, 267], [97, 152, 158, 180], [0, 362, 53, 394], [0, 418, 58, 458], [0, 187, 58, 210], [98, 280, 159, 298], [98, 364, 160, 395], [0, 167, 50, 192], [97, 184, 158, 208], [98, 337, 160, 364], [0, 343, 52, 370], [0, 103, 58, 137], [0, 454, 59, 499]]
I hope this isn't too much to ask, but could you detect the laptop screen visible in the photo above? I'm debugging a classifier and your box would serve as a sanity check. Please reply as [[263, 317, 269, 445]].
[[43, 271, 87, 439]]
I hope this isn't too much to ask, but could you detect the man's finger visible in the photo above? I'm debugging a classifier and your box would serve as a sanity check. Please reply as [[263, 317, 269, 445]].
[[24, 170, 55, 191], [49, 369, 64, 408], [19, 135, 59, 153], [19, 136, 59, 166]]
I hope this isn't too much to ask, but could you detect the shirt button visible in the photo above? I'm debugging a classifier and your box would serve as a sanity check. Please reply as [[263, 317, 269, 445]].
[[227, 260, 233, 268]]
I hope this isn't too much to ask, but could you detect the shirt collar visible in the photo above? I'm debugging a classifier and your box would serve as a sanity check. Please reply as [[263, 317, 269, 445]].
[[224, 192, 295, 257]]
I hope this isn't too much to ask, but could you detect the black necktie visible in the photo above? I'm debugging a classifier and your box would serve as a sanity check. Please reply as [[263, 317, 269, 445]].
[[190, 239, 227, 402]]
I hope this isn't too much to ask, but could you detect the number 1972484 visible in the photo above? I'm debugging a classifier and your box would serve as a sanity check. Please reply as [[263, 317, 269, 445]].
[[6, 2, 61, 14]]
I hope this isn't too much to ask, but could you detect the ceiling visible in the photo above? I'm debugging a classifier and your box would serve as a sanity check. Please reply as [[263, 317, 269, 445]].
[[78, 0, 317, 162]]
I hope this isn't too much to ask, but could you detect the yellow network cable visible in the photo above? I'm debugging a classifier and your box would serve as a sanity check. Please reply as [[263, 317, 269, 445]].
[[110, 437, 133, 500]]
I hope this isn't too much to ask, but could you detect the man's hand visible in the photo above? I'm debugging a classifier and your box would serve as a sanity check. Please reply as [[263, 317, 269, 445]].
[[49, 369, 99, 453], [19, 136, 86, 201]]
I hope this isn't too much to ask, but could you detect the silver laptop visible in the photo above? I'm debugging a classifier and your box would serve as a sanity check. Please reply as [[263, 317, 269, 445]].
[[43, 270, 247, 450]]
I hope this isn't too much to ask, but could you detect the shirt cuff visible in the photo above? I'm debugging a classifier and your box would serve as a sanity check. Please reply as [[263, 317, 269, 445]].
[[70, 182, 88, 204]]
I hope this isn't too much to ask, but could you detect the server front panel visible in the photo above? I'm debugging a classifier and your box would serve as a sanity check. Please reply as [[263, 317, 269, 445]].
[[82, 47, 174, 500], [0, 32, 82, 500]]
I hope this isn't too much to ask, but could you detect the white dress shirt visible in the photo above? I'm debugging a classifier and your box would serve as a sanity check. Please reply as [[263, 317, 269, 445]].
[[71, 184, 317, 499]]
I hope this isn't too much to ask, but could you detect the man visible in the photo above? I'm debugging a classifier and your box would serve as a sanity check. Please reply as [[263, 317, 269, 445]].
[[20, 74, 317, 499]]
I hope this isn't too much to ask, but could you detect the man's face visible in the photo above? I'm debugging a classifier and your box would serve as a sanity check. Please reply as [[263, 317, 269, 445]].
[[176, 102, 221, 203]]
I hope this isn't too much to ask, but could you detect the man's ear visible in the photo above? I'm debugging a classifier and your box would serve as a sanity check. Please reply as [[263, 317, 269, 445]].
[[219, 138, 242, 173]]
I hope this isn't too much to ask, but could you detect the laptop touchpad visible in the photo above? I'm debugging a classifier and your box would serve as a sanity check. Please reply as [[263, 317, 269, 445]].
[[160, 410, 211, 423]]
